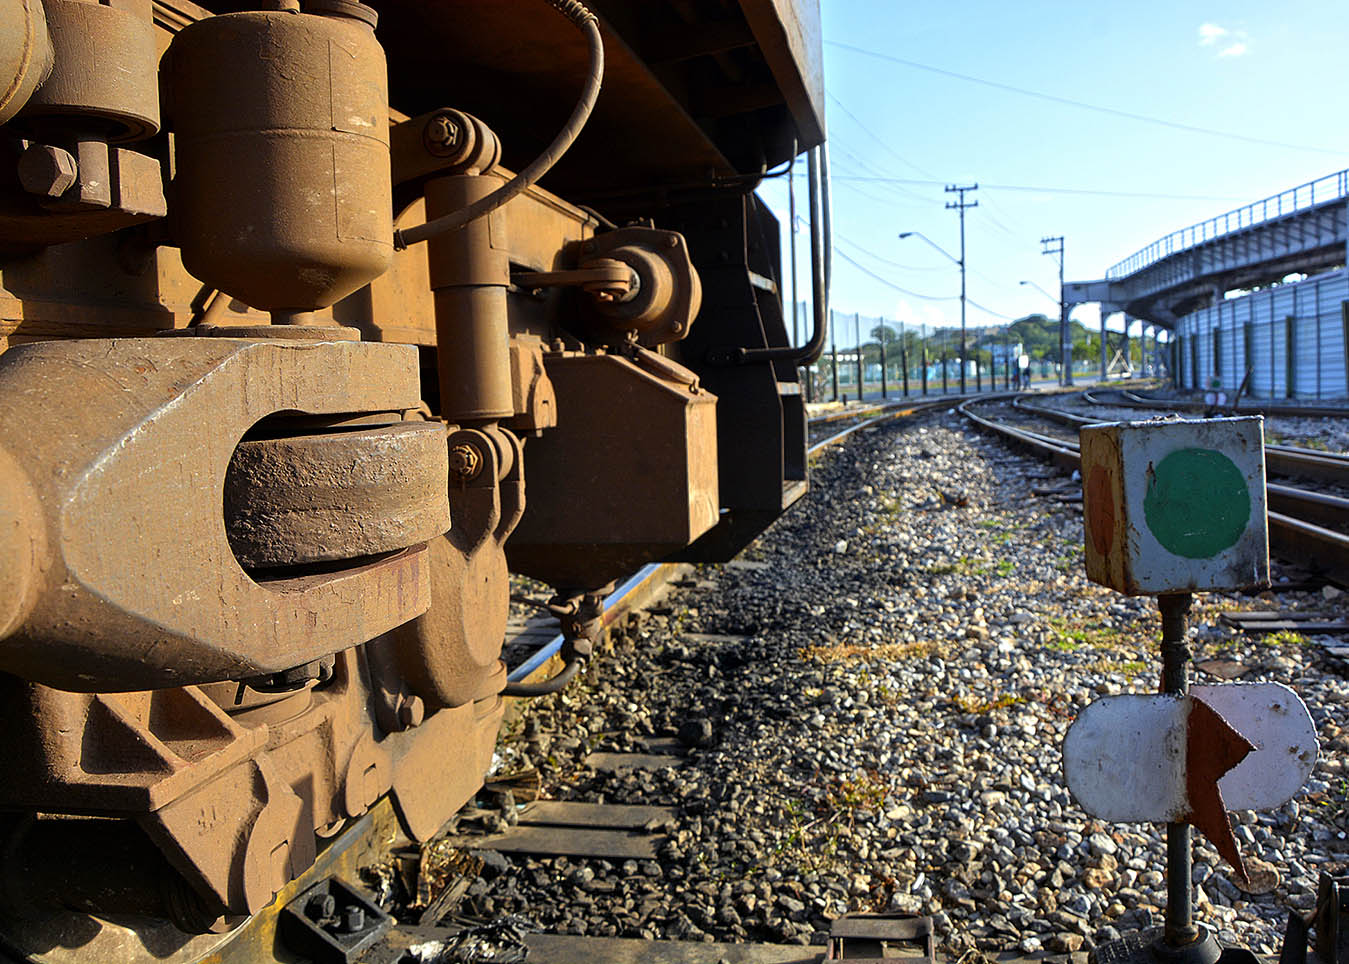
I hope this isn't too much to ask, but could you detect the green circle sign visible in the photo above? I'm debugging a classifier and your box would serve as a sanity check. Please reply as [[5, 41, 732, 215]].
[[1143, 447, 1250, 559]]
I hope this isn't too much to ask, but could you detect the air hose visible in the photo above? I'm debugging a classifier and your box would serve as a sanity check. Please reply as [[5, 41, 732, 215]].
[[393, 0, 604, 249]]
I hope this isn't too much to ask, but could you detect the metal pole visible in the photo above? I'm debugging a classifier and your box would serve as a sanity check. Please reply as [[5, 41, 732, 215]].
[[975, 328, 982, 392], [830, 309, 839, 402], [1061, 250, 1071, 386], [855, 312, 863, 401], [1159, 592, 1198, 949], [946, 184, 977, 394], [941, 330, 949, 394], [789, 154, 799, 350], [1100, 312, 1109, 383], [921, 323, 928, 396], [880, 320, 888, 399], [900, 319, 908, 396]]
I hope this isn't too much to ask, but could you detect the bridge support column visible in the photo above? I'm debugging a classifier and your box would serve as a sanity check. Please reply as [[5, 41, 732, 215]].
[[1123, 315, 1134, 377], [1100, 311, 1110, 382]]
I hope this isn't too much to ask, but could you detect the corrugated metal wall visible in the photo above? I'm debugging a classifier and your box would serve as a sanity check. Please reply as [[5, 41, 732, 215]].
[[1174, 267, 1349, 398]]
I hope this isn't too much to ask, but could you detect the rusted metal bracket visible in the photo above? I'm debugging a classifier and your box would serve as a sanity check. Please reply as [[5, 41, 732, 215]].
[[278, 877, 392, 964], [1281, 873, 1349, 964], [513, 259, 636, 301]]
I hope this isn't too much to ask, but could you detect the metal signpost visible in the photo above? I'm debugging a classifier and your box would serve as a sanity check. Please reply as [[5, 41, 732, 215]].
[[1069, 417, 1318, 964]]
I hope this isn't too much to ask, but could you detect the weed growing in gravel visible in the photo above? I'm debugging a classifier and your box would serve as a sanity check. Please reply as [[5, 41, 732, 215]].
[[826, 769, 890, 813], [1053, 544, 1085, 573], [927, 555, 997, 577], [1317, 777, 1349, 829], [1047, 617, 1123, 651], [801, 640, 939, 663], [1266, 629, 1311, 647], [952, 692, 1024, 714], [1088, 658, 1149, 679]]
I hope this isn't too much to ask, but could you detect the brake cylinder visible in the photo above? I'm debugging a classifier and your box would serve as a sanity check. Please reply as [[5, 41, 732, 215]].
[[167, 2, 393, 320]]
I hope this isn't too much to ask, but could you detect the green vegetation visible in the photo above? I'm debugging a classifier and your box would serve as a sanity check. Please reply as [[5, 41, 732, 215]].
[[953, 692, 1024, 714], [1266, 629, 1310, 647]]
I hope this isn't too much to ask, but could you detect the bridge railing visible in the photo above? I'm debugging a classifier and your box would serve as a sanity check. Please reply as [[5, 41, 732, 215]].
[[1106, 169, 1349, 280]]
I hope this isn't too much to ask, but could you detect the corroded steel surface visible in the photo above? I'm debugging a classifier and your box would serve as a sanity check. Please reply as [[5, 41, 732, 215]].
[[0, 0, 812, 950], [0, 336, 434, 690]]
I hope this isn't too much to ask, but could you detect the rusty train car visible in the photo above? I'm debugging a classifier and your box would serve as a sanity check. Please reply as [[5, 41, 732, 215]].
[[0, 0, 827, 959]]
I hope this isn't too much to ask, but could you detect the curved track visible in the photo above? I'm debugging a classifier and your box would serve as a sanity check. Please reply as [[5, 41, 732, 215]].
[[1082, 386, 1349, 422], [510, 394, 983, 687], [961, 397, 1349, 587]]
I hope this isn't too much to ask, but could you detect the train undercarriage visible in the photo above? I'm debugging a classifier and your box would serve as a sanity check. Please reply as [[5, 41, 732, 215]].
[[0, 0, 826, 959]]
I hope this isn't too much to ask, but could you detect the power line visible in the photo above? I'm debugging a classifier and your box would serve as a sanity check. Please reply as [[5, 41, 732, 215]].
[[826, 40, 1349, 157], [829, 142, 933, 204], [797, 172, 1244, 202], [833, 246, 958, 301], [826, 92, 939, 179], [967, 298, 1016, 321], [832, 238, 1018, 321], [828, 91, 1042, 241], [831, 230, 947, 272]]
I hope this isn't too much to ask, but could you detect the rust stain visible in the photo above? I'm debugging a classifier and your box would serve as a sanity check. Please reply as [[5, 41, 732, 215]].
[[1186, 696, 1256, 887], [1086, 463, 1115, 557]]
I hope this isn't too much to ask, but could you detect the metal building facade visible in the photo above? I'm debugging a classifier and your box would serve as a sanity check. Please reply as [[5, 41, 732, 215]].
[[1173, 267, 1349, 399]]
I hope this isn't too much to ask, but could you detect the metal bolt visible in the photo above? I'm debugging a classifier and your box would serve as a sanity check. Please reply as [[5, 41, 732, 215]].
[[397, 694, 425, 729], [305, 893, 336, 921], [341, 905, 365, 933], [448, 442, 483, 483], [423, 113, 461, 156], [17, 144, 77, 198]]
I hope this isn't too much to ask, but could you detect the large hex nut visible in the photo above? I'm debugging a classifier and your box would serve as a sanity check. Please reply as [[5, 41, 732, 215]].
[[17, 144, 77, 198]]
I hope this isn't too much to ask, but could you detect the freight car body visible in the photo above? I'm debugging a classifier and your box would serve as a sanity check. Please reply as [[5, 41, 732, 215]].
[[0, 0, 825, 960]]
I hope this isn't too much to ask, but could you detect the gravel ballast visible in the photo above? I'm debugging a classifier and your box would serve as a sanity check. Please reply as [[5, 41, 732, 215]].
[[461, 410, 1348, 959]]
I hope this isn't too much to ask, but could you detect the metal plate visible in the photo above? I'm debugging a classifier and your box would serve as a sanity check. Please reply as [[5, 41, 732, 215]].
[[1062, 683, 1317, 821]]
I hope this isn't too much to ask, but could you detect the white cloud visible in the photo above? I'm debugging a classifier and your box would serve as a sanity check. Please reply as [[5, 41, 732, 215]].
[[1197, 22, 1227, 46], [1198, 22, 1250, 58]]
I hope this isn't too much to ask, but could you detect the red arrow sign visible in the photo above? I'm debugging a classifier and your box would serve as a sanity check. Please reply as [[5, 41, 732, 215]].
[[1186, 696, 1256, 887]]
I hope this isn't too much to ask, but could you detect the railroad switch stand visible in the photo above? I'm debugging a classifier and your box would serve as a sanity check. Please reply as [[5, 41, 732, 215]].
[[1068, 418, 1317, 964]]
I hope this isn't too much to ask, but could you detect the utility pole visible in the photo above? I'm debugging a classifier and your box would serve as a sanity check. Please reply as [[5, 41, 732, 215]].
[[945, 183, 978, 393], [1041, 235, 1069, 386]]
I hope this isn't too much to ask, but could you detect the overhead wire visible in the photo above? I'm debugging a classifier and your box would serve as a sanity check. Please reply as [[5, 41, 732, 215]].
[[826, 40, 1349, 157], [806, 172, 1246, 202]]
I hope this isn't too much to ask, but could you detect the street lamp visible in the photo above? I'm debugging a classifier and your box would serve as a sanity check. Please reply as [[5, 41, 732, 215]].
[[1019, 279, 1056, 301], [900, 230, 969, 392]]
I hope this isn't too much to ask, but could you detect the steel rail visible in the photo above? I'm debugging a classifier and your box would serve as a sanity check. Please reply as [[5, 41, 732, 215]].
[[508, 394, 988, 686], [1082, 387, 1349, 422], [960, 398, 1349, 586], [1019, 396, 1349, 486]]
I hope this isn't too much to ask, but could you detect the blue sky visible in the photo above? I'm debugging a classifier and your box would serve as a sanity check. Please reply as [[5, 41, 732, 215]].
[[756, 1, 1349, 345]]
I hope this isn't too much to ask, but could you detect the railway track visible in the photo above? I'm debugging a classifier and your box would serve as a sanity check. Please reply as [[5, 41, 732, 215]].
[[510, 394, 993, 693], [960, 397, 1349, 587], [1082, 386, 1349, 422], [163, 393, 1342, 964], [178, 396, 979, 964]]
